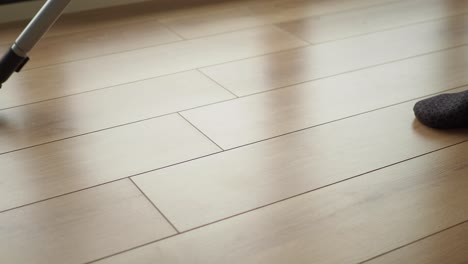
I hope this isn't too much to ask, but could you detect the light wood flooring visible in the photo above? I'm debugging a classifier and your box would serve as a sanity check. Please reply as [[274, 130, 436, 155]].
[[0, 0, 467, 263]]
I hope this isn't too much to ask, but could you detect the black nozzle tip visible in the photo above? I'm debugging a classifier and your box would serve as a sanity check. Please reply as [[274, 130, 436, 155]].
[[0, 48, 29, 87]]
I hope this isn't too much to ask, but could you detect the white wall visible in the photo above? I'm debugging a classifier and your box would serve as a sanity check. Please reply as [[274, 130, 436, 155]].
[[0, 0, 149, 24]]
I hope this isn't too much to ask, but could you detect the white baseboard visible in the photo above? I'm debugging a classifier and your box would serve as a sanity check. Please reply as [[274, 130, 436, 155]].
[[0, 0, 149, 24]]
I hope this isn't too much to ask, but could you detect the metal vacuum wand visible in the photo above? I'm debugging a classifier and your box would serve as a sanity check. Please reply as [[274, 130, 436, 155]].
[[0, 0, 71, 88]]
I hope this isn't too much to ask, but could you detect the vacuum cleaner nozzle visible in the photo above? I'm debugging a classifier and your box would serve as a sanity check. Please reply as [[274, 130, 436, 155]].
[[0, 48, 29, 89]]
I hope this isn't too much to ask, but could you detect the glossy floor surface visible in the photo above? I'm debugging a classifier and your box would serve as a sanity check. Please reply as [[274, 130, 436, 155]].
[[0, 0, 467, 263]]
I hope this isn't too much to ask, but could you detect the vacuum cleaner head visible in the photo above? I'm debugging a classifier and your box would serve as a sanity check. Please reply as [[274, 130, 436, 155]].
[[0, 48, 29, 89]]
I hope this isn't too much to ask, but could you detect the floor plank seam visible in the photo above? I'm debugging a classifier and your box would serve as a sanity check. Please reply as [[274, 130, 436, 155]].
[[84, 233, 181, 264], [196, 69, 239, 98], [0, 178, 127, 214], [129, 178, 181, 233], [274, 26, 313, 45], [178, 112, 225, 151], [357, 219, 468, 264], [153, 19, 187, 40], [84, 140, 468, 264]]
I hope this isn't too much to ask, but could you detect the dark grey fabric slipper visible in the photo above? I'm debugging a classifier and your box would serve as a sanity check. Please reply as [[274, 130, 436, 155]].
[[414, 90, 468, 129]]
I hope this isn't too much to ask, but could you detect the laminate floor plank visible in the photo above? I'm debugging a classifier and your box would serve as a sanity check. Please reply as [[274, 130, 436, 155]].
[[0, 70, 232, 154], [0, 1, 163, 45], [1, 1, 467, 263], [278, 0, 468, 44], [134, 97, 468, 231], [158, 0, 397, 39], [201, 14, 468, 96], [364, 222, 468, 264], [0, 114, 220, 212], [18, 20, 182, 70], [0, 26, 305, 109], [183, 46, 468, 149], [0, 179, 176, 264], [99, 142, 468, 264]]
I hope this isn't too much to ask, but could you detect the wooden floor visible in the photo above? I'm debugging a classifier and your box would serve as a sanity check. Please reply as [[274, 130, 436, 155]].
[[1, 0, 467, 263]]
